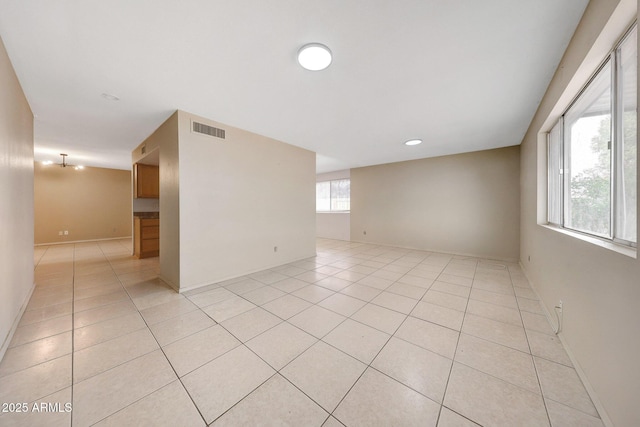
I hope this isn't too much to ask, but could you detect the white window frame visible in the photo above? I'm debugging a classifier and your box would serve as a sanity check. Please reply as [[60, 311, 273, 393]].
[[316, 179, 350, 212], [547, 23, 637, 249]]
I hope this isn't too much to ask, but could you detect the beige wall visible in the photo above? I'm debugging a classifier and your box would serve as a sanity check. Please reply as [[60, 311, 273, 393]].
[[519, 0, 639, 425], [133, 112, 180, 290], [317, 213, 350, 241], [34, 163, 132, 244], [351, 146, 520, 261], [316, 169, 351, 240], [176, 111, 316, 291], [0, 36, 34, 359]]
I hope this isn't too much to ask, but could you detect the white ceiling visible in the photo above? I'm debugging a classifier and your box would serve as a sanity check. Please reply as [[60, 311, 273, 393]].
[[0, 0, 588, 172]]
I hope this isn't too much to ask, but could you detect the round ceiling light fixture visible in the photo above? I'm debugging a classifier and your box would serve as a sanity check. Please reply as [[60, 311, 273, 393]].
[[404, 139, 423, 146], [297, 43, 332, 71], [101, 93, 120, 101]]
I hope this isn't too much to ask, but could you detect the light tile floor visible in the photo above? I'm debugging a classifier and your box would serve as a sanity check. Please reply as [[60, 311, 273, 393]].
[[0, 238, 604, 426]]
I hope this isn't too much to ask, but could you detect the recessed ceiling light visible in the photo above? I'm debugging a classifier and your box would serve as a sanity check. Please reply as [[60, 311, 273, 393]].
[[101, 93, 120, 101], [404, 139, 423, 146], [298, 43, 332, 71], [42, 160, 53, 165]]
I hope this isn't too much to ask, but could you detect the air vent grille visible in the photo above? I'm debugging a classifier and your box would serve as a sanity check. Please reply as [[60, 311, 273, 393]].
[[192, 121, 226, 139]]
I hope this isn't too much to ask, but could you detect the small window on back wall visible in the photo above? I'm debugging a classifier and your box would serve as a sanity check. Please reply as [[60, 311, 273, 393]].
[[547, 24, 637, 247], [316, 179, 350, 212]]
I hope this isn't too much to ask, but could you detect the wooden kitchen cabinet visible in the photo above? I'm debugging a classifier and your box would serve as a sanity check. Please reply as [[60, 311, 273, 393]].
[[134, 217, 159, 258], [134, 163, 159, 198]]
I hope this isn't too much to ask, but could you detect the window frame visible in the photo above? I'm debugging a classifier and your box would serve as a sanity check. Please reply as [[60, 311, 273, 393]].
[[547, 23, 637, 249], [316, 178, 351, 213], [547, 118, 563, 227]]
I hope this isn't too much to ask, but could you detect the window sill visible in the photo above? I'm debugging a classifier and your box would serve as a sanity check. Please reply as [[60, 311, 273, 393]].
[[540, 224, 637, 259], [316, 211, 350, 214]]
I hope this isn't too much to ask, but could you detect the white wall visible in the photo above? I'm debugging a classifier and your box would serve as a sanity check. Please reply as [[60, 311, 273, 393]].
[[351, 146, 521, 261], [0, 35, 34, 359], [176, 111, 316, 291], [133, 112, 180, 290], [519, 1, 639, 425], [316, 212, 350, 241], [316, 169, 351, 241]]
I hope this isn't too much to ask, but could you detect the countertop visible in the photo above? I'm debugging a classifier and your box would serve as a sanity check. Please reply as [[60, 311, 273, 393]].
[[133, 212, 159, 219]]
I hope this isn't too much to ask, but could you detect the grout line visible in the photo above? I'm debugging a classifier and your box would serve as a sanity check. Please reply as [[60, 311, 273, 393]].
[[319, 255, 437, 420], [510, 264, 554, 427], [207, 315, 333, 421], [0, 332, 73, 379], [435, 255, 477, 426], [207, 371, 280, 424], [439, 405, 482, 426], [70, 243, 77, 426], [208, 261, 411, 422], [95, 242, 210, 427]]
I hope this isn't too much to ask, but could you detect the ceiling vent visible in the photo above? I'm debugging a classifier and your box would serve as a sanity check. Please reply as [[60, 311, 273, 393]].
[[192, 121, 226, 139]]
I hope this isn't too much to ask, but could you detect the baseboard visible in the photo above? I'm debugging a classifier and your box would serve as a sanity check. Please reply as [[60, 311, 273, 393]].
[[158, 274, 179, 293], [316, 235, 352, 241], [35, 236, 132, 246], [518, 260, 613, 427], [348, 238, 519, 263], [177, 253, 317, 294], [0, 282, 36, 363]]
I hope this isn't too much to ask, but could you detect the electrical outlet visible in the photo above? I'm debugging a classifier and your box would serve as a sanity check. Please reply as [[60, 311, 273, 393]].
[[64, 230, 69, 235], [58, 231, 63, 236], [553, 300, 564, 335]]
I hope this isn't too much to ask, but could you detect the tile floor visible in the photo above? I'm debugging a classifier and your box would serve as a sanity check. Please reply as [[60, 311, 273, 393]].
[[0, 238, 604, 426]]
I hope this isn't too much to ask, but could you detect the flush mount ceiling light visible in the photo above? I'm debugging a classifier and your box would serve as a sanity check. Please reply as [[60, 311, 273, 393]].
[[404, 139, 423, 146], [101, 93, 120, 101], [297, 43, 332, 71]]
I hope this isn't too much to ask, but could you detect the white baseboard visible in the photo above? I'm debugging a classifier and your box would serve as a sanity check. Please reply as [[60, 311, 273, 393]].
[[0, 282, 36, 363], [158, 274, 179, 293], [518, 260, 613, 427], [349, 238, 519, 263], [176, 253, 317, 294], [35, 236, 132, 246]]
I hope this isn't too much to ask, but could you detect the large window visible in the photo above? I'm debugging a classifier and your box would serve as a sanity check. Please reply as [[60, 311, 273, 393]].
[[316, 179, 350, 212], [548, 25, 637, 247]]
